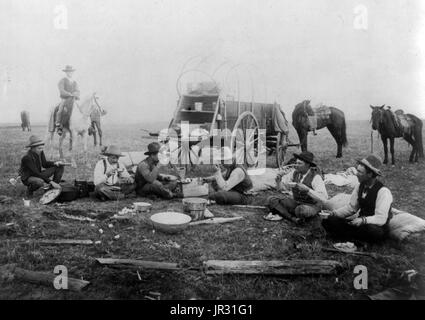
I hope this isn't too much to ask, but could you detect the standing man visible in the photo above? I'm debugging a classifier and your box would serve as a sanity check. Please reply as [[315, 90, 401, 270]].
[[93, 145, 135, 201], [265, 151, 328, 223], [135, 142, 178, 199], [55, 65, 80, 135], [20, 135, 64, 196], [322, 154, 393, 243]]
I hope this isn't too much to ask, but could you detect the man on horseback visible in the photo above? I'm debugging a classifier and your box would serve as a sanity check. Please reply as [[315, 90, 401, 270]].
[[55, 65, 80, 135]]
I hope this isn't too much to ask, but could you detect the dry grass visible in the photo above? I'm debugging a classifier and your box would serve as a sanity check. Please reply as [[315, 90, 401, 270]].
[[0, 121, 424, 299]]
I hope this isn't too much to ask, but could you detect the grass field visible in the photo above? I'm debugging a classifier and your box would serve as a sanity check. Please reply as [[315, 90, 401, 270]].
[[0, 120, 424, 300]]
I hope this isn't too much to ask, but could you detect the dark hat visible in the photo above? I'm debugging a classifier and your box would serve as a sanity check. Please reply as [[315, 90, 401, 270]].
[[101, 145, 124, 157], [26, 135, 45, 148], [357, 154, 383, 176], [62, 65, 76, 72], [293, 151, 316, 167], [145, 142, 161, 155]]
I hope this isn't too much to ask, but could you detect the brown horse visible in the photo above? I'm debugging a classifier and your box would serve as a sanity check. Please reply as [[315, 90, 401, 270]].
[[370, 105, 423, 164], [292, 100, 347, 158], [20, 110, 31, 131]]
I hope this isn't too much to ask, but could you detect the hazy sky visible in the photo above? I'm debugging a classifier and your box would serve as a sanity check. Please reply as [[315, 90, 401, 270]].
[[1, 0, 424, 124]]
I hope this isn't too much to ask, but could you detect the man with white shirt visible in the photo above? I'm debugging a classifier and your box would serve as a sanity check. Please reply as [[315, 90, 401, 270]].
[[322, 154, 393, 243], [94, 145, 135, 201], [265, 151, 328, 223], [204, 147, 253, 205]]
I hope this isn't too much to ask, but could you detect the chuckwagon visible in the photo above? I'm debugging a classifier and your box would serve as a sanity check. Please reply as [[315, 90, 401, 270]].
[[159, 80, 298, 173]]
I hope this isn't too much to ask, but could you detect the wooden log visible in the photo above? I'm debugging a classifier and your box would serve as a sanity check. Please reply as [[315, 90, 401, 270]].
[[189, 216, 243, 226], [203, 260, 342, 275], [36, 239, 94, 246], [95, 258, 180, 271], [322, 247, 378, 259], [0, 264, 89, 291], [232, 205, 267, 209]]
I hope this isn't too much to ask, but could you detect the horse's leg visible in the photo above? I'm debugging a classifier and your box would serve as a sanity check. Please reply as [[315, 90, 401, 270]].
[[59, 131, 66, 159], [296, 129, 307, 152], [95, 121, 103, 146], [92, 122, 97, 147], [327, 124, 343, 158], [390, 137, 395, 165], [382, 136, 388, 164], [69, 129, 73, 152], [403, 134, 416, 163]]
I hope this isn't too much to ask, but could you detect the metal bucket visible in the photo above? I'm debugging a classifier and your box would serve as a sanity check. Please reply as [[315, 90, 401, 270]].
[[182, 198, 207, 221]]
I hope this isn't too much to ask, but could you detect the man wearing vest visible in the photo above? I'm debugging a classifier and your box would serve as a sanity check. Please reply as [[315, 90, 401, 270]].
[[135, 142, 179, 199], [20, 135, 64, 197], [93, 145, 135, 201], [322, 154, 393, 243], [55, 65, 80, 135], [265, 151, 328, 223], [204, 147, 253, 205]]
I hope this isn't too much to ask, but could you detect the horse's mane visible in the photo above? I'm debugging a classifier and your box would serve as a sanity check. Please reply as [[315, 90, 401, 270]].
[[292, 100, 313, 125]]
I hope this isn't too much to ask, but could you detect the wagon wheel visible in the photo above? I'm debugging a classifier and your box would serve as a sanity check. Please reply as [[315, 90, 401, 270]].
[[276, 132, 288, 169], [159, 139, 200, 178], [230, 111, 260, 168]]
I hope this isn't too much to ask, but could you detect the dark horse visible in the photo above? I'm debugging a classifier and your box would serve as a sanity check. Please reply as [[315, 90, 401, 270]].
[[370, 105, 423, 164], [292, 100, 347, 158], [20, 110, 31, 131]]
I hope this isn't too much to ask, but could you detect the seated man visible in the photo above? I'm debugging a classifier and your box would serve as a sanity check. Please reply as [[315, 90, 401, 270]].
[[204, 147, 253, 205], [266, 151, 328, 223], [135, 142, 178, 199], [94, 145, 135, 201], [20, 135, 64, 197], [322, 154, 393, 243]]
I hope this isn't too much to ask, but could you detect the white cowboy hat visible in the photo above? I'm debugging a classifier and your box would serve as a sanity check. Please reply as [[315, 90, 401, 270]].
[[62, 65, 76, 72]]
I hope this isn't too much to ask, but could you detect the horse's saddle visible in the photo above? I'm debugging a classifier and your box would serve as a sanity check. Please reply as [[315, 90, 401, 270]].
[[393, 109, 413, 136], [314, 105, 332, 120], [308, 104, 332, 130]]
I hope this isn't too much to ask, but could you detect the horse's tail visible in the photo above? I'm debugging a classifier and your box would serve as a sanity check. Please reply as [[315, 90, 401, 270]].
[[340, 112, 348, 147], [414, 117, 424, 158]]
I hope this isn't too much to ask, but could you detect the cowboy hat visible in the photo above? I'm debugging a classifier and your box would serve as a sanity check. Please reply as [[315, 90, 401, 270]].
[[101, 145, 123, 157], [357, 154, 383, 176], [144, 142, 161, 155], [26, 135, 45, 148], [293, 151, 316, 167], [62, 65, 76, 72]]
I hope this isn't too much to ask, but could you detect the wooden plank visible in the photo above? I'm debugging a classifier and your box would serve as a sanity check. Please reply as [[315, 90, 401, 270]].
[[189, 217, 243, 226], [232, 205, 267, 209], [203, 260, 342, 275], [95, 258, 180, 271], [0, 264, 89, 291], [0, 239, 94, 246], [37, 239, 94, 246], [322, 248, 378, 259]]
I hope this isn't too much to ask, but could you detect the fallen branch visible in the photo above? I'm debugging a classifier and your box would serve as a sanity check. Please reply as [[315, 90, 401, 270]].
[[203, 260, 342, 276], [3, 239, 94, 246], [37, 239, 94, 246], [0, 264, 90, 291], [189, 216, 243, 226], [60, 213, 96, 222], [95, 258, 180, 271], [231, 205, 266, 209]]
